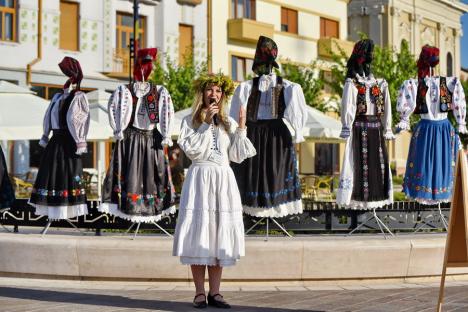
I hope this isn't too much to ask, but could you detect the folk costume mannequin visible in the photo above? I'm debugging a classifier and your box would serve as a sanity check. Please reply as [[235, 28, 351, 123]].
[[229, 36, 308, 218], [29, 57, 90, 219], [173, 73, 256, 309], [99, 48, 176, 222], [0, 144, 15, 209], [397, 45, 467, 204], [336, 39, 395, 209]]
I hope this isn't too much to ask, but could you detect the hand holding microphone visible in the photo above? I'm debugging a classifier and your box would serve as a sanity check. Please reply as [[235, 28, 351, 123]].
[[204, 98, 219, 125]]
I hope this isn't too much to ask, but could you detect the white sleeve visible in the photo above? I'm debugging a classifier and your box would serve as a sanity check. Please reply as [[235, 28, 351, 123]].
[[158, 86, 175, 146], [229, 82, 252, 123], [67, 92, 91, 155], [447, 77, 467, 134], [177, 117, 213, 161], [227, 117, 256, 163], [39, 93, 61, 147], [108, 85, 132, 140], [283, 82, 308, 143], [340, 79, 357, 138], [396, 79, 417, 131], [381, 80, 395, 140]]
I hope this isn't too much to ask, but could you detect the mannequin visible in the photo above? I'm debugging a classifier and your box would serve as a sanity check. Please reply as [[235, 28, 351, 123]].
[[230, 36, 308, 221], [29, 57, 90, 221], [397, 45, 466, 205], [99, 48, 176, 227]]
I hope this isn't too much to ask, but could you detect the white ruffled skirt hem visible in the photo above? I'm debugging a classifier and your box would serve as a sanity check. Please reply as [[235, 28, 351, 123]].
[[242, 199, 303, 217], [180, 256, 238, 267], [98, 202, 176, 223], [29, 201, 88, 220]]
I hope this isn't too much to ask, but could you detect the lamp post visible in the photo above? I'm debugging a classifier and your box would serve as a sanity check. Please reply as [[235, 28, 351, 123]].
[[129, 0, 140, 83]]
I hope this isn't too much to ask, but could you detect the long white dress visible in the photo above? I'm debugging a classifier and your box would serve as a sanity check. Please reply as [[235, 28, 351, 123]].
[[173, 116, 256, 267]]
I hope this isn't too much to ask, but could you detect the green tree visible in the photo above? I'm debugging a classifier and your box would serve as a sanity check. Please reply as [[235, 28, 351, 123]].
[[275, 61, 327, 111], [150, 53, 208, 111], [327, 40, 417, 126]]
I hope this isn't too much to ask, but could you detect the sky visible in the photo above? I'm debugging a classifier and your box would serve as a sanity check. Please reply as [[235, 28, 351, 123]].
[[462, 0, 468, 68]]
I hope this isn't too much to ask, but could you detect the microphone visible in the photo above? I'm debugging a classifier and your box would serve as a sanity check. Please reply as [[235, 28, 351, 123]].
[[209, 98, 218, 126]]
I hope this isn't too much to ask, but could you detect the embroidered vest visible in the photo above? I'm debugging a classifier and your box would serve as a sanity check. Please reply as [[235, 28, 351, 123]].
[[57, 89, 77, 129], [246, 76, 286, 122], [414, 77, 453, 114], [353, 80, 384, 117], [128, 82, 160, 124]]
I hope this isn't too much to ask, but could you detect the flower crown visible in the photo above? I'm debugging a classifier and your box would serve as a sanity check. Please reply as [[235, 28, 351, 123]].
[[193, 73, 235, 97]]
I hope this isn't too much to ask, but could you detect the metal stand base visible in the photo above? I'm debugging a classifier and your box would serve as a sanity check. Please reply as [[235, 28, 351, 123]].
[[125, 218, 173, 240], [245, 217, 293, 241], [413, 203, 448, 233], [347, 208, 394, 239], [41, 219, 86, 237], [0, 208, 11, 232]]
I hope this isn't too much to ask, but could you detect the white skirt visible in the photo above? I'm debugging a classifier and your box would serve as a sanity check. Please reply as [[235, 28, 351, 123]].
[[172, 161, 245, 267]]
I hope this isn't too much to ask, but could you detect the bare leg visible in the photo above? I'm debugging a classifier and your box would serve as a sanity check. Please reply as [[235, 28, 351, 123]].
[[191, 265, 206, 302], [208, 265, 225, 300]]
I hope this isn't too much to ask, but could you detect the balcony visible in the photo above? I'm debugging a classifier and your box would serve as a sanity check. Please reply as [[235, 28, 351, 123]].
[[318, 37, 355, 59], [227, 18, 274, 43], [177, 0, 202, 5], [105, 48, 131, 79]]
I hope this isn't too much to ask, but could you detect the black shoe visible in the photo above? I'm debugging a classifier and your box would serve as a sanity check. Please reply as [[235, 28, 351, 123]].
[[207, 293, 231, 309], [193, 293, 207, 309]]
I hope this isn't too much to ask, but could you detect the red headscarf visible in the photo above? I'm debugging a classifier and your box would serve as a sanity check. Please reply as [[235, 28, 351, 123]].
[[58, 57, 83, 90], [417, 45, 439, 79], [133, 48, 157, 81]]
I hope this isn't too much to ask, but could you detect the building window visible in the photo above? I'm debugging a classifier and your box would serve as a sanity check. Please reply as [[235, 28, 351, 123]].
[[281, 7, 297, 34], [231, 0, 255, 19], [59, 1, 80, 51], [179, 24, 193, 65], [31, 83, 95, 100], [231, 55, 253, 82], [0, 0, 16, 42], [115, 12, 146, 74], [320, 17, 339, 39], [447, 52, 453, 77], [315, 143, 340, 175]]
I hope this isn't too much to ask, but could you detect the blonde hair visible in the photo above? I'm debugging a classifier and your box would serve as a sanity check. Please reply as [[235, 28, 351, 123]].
[[191, 85, 230, 131]]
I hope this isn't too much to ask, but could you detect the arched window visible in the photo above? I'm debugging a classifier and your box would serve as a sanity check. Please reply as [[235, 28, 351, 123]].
[[447, 52, 453, 77]]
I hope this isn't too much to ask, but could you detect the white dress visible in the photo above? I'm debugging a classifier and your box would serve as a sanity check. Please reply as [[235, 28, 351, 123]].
[[173, 116, 256, 266], [336, 75, 395, 209]]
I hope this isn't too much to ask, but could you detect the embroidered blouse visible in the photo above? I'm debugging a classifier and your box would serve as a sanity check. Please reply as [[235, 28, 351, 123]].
[[396, 76, 467, 133], [178, 116, 256, 165], [39, 89, 90, 155], [340, 75, 394, 139], [229, 73, 308, 143], [108, 82, 175, 146]]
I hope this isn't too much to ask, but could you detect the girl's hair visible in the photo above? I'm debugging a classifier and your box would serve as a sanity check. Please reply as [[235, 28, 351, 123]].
[[191, 85, 230, 131], [191, 73, 235, 131]]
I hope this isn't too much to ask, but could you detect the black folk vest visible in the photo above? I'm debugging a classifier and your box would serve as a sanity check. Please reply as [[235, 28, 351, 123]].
[[353, 79, 384, 117], [414, 77, 453, 114], [246, 76, 286, 122], [128, 82, 160, 125], [57, 89, 78, 129]]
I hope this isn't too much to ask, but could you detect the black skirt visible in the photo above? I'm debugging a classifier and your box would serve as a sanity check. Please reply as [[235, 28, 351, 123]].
[[101, 126, 175, 219], [231, 119, 301, 209], [0, 145, 15, 208], [29, 130, 87, 206], [351, 115, 390, 202]]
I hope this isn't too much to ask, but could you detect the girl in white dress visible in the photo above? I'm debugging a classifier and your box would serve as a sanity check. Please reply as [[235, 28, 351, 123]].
[[173, 74, 256, 309]]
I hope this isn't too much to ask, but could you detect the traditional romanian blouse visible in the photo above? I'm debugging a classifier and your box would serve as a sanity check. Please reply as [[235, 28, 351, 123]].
[[340, 74, 394, 139], [229, 73, 308, 143], [39, 89, 90, 155], [108, 82, 174, 146], [396, 76, 467, 133]]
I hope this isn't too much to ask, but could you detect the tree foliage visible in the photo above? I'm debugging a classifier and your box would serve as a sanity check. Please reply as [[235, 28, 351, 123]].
[[150, 53, 208, 111]]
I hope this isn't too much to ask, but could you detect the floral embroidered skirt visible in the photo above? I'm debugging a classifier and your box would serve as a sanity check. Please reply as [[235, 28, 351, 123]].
[[336, 115, 392, 209], [403, 118, 459, 205], [231, 119, 302, 217], [100, 126, 176, 223], [29, 129, 88, 219], [0, 144, 15, 209]]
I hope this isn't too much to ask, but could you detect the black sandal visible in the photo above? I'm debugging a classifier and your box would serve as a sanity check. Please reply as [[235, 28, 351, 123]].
[[208, 293, 231, 309], [193, 293, 207, 309]]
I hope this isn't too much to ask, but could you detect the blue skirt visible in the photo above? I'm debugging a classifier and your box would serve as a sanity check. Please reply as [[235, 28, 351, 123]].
[[403, 118, 459, 204]]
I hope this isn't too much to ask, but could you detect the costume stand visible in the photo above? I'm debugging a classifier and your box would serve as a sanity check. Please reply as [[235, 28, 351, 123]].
[[40, 218, 86, 237], [124, 217, 173, 239], [28, 57, 90, 236], [229, 36, 308, 239], [245, 217, 292, 241], [413, 203, 448, 233], [0, 208, 11, 232], [347, 208, 394, 238]]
